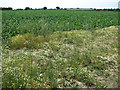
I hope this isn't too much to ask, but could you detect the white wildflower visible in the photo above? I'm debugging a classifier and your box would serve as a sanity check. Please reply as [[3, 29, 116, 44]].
[[57, 79, 61, 82], [39, 74, 43, 77]]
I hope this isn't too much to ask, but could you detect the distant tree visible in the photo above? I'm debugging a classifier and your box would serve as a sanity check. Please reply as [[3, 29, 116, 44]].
[[25, 7, 30, 10], [8, 7, 13, 10], [43, 7, 47, 10], [116, 8, 120, 11], [17, 8, 23, 10], [64, 8, 67, 10], [1, 7, 13, 10], [56, 6, 60, 10], [103, 8, 105, 11], [96, 9, 102, 11]]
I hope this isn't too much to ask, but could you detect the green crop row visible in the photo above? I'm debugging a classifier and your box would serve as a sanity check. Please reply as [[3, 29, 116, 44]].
[[2, 10, 118, 39]]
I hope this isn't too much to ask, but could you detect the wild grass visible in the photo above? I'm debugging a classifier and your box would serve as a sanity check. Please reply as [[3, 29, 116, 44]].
[[2, 26, 118, 88], [8, 33, 47, 49]]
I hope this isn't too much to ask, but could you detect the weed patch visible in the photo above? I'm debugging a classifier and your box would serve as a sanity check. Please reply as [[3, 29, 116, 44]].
[[2, 26, 118, 88], [8, 33, 47, 49]]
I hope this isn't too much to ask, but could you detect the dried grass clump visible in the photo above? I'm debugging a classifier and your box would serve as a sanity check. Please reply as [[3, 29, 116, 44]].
[[9, 33, 47, 49]]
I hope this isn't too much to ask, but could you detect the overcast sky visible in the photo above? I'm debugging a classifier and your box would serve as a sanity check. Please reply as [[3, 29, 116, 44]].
[[0, 0, 119, 9]]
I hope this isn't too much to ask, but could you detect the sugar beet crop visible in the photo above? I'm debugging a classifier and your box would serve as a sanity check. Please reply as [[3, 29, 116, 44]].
[[2, 10, 118, 39]]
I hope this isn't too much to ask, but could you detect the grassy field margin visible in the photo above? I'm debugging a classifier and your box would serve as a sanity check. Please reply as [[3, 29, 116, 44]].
[[2, 26, 119, 88]]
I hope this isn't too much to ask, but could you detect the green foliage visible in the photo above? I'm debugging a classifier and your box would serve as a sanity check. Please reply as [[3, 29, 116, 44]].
[[2, 10, 118, 88], [2, 10, 118, 39]]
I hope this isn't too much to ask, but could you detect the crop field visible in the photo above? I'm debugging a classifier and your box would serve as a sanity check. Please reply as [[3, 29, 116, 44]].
[[1, 10, 119, 88], [2, 10, 118, 39]]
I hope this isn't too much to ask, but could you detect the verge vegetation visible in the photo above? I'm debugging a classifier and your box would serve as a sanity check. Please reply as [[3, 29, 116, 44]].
[[2, 26, 119, 88]]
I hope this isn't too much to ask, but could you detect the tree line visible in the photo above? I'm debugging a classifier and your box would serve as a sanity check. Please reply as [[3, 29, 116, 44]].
[[0, 7, 13, 10], [0, 7, 120, 11], [0, 6, 59, 10]]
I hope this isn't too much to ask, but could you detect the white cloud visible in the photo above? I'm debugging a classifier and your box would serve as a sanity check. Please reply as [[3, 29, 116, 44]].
[[0, 0, 119, 9]]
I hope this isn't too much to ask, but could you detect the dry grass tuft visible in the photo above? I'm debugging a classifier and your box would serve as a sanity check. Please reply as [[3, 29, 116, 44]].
[[9, 33, 47, 49]]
